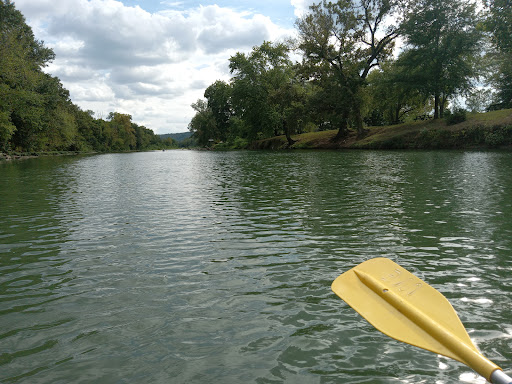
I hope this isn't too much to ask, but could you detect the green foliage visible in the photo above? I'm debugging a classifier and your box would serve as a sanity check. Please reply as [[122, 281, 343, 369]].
[[177, 136, 197, 148], [0, 0, 168, 154], [188, 99, 216, 146], [189, 41, 303, 147], [204, 80, 233, 142], [483, 2, 511, 109], [366, 62, 426, 125], [231, 136, 248, 149], [295, 0, 399, 137], [485, 0, 512, 54], [445, 108, 467, 125], [0, 110, 16, 151], [466, 88, 494, 113], [399, 0, 482, 118], [415, 128, 458, 148], [213, 136, 249, 150], [484, 125, 512, 147], [230, 41, 295, 141], [414, 123, 512, 149]]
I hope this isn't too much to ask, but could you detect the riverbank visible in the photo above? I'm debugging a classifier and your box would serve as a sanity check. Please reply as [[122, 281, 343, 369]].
[[0, 151, 95, 162], [249, 109, 512, 150]]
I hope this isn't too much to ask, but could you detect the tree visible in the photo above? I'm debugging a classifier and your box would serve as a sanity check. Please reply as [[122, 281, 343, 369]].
[[38, 73, 79, 150], [229, 41, 297, 144], [188, 99, 216, 147], [296, 0, 399, 138], [0, 0, 58, 151], [72, 106, 99, 151], [399, 0, 482, 118], [109, 113, 136, 151], [1, 1, 165, 153], [204, 80, 233, 143], [486, 0, 512, 54], [485, 0, 512, 109], [0, 0, 54, 70], [302, 62, 356, 133], [366, 61, 426, 125]]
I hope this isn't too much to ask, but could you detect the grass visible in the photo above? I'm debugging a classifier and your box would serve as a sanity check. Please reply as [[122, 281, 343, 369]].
[[249, 109, 512, 150], [0, 150, 97, 161]]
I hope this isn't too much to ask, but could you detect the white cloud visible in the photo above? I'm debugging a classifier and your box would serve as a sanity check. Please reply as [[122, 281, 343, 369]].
[[14, 0, 296, 134], [159, 1, 184, 8], [68, 80, 116, 102], [195, 6, 272, 54], [290, 0, 316, 17]]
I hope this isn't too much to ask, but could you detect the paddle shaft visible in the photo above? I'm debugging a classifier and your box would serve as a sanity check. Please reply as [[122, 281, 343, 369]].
[[491, 369, 512, 384], [354, 270, 503, 382]]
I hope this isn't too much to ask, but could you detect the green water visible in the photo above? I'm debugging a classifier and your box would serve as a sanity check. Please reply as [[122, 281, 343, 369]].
[[1, 150, 511, 383]]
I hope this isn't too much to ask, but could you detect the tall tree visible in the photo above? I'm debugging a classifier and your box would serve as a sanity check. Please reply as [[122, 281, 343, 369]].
[[399, 0, 482, 118], [229, 41, 297, 144], [366, 61, 426, 125], [485, 0, 512, 109], [1, 1, 168, 153], [188, 99, 216, 147], [204, 80, 233, 143], [0, 0, 57, 151], [108, 113, 136, 151], [296, 0, 399, 139]]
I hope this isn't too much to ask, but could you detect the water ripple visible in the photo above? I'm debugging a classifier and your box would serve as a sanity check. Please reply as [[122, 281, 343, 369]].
[[1, 151, 512, 383]]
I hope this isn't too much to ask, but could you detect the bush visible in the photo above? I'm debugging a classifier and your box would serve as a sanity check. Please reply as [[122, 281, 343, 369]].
[[483, 125, 512, 147], [232, 136, 248, 149], [415, 128, 458, 148], [213, 136, 249, 150], [445, 108, 467, 125], [484, 131, 505, 147]]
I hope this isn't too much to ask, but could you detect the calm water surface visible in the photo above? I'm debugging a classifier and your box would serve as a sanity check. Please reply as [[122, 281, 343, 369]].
[[1, 150, 511, 383]]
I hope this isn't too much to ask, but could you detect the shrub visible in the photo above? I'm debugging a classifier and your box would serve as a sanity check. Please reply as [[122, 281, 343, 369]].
[[484, 131, 505, 147], [483, 125, 512, 147], [232, 136, 248, 149], [445, 108, 467, 125]]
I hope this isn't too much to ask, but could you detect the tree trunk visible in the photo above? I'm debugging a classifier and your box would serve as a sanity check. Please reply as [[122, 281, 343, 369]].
[[333, 114, 349, 141], [283, 120, 295, 146], [434, 92, 440, 119], [439, 94, 447, 118], [355, 109, 366, 137]]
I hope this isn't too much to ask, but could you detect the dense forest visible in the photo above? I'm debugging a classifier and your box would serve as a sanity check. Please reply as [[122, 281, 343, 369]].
[[189, 0, 512, 148], [0, 0, 175, 154]]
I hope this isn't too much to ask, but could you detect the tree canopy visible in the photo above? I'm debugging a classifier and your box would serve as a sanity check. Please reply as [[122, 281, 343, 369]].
[[0, 0, 173, 153], [399, 0, 482, 118], [485, 0, 512, 109], [2, 0, 510, 151], [296, 0, 399, 138], [190, 0, 509, 147]]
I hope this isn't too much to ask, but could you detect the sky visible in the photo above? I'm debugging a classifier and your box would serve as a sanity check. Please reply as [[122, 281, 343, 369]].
[[15, 0, 317, 134]]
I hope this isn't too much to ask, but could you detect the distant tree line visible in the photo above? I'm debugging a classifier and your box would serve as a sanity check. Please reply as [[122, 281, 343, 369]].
[[189, 0, 512, 147], [0, 0, 175, 153]]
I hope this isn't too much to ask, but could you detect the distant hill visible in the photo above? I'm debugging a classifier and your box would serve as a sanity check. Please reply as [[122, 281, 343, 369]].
[[159, 132, 193, 142]]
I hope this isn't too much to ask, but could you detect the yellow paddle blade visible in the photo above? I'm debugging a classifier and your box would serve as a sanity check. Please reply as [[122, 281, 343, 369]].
[[331, 257, 501, 382]]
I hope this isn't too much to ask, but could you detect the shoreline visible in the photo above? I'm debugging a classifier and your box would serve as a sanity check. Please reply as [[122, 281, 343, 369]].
[[248, 109, 512, 151], [0, 151, 95, 162]]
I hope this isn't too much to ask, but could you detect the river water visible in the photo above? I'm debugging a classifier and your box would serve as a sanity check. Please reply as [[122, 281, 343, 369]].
[[1, 150, 511, 383]]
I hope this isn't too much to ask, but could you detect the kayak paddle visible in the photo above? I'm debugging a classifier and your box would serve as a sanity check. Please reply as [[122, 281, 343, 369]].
[[331, 257, 512, 384]]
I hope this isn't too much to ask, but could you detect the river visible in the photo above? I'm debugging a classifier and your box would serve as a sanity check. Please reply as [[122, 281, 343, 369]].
[[1, 150, 511, 383]]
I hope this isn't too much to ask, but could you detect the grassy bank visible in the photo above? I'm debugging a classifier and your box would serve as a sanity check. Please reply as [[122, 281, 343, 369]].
[[0, 151, 97, 161], [248, 109, 512, 150]]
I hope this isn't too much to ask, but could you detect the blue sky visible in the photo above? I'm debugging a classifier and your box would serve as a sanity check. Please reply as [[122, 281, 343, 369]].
[[129, 1, 298, 26], [14, 0, 312, 134]]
